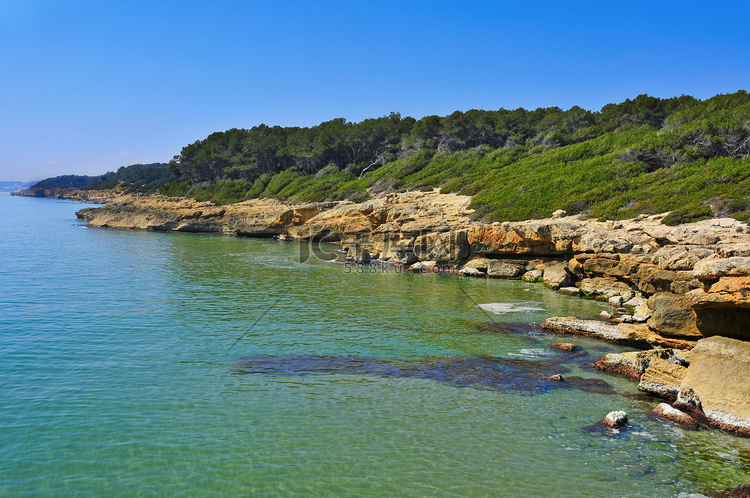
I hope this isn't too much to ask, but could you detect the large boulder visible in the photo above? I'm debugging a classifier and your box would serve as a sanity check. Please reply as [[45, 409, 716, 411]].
[[487, 259, 527, 278], [677, 336, 750, 435], [595, 350, 658, 380], [646, 293, 702, 338], [635, 265, 697, 295], [542, 261, 572, 289]]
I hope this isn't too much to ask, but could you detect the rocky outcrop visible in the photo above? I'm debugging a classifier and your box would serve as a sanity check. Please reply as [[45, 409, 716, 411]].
[[690, 275, 750, 341], [76, 195, 327, 235], [598, 336, 750, 436], [595, 348, 689, 381], [541, 317, 651, 347]]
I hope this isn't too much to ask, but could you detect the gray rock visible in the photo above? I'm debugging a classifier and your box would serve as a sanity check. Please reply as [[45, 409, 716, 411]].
[[558, 286, 581, 296], [543, 261, 571, 290], [521, 269, 543, 282], [487, 259, 527, 278]]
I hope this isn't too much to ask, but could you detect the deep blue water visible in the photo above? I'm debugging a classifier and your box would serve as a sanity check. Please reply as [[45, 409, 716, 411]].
[[1, 192, 749, 496]]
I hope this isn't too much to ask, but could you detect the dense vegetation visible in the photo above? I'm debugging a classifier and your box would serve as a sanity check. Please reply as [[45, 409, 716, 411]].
[[32, 163, 175, 193], [128, 93, 750, 223]]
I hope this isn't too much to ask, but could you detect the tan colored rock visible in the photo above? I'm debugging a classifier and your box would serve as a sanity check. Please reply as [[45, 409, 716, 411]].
[[651, 403, 698, 427], [550, 342, 579, 352], [521, 269, 543, 282], [677, 336, 750, 435], [577, 277, 634, 298], [542, 261, 571, 289], [595, 351, 656, 379], [652, 245, 715, 271], [635, 265, 696, 295], [638, 357, 688, 399], [459, 267, 484, 277], [487, 259, 527, 278], [462, 258, 492, 272], [690, 277, 750, 341], [693, 256, 750, 282], [632, 303, 651, 322], [541, 317, 651, 347], [646, 293, 702, 338]]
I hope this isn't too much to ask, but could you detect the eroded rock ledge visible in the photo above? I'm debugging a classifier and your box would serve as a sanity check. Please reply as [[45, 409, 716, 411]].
[[75, 191, 750, 434]]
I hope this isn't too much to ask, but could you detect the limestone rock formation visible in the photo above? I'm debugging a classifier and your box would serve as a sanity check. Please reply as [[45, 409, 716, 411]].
[[690, 277, 750, 341], [638, 357, 688, 399]]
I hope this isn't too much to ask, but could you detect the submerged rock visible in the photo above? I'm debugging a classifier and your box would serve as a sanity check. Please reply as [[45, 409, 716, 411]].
[[551, 342, 579, 352], [233, 354, 612, 396]]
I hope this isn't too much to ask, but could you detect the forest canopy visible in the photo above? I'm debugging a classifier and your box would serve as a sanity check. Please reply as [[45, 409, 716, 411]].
[[32, 163, 175, 193]]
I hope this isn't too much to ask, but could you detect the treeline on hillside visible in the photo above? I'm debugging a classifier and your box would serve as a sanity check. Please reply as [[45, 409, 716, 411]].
[[167, 95, 703, 183], [164, 91, 750, 224], [32, 163, 175, 193]]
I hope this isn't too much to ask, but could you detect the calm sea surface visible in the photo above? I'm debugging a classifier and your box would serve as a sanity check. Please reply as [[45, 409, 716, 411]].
[[1, 192, 749, 496]]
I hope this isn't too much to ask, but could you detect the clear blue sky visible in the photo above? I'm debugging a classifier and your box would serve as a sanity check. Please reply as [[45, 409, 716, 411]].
[[1, 0, 748, 181]]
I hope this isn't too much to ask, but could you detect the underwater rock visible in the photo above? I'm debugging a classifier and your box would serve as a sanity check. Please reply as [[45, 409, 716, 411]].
[[551, 342, 579, 352], [233, 354, 613, 395]]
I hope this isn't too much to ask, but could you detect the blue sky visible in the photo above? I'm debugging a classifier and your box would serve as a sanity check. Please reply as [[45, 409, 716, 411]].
[[1, 1, 749, 181]]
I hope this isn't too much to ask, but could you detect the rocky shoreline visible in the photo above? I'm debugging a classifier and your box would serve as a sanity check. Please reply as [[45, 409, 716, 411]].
[[11, 187, 122, 204], [72, 190, 750, 436]]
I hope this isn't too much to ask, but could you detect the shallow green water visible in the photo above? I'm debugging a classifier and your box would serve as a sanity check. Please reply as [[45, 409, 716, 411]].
[[1, 193, 749, 496]]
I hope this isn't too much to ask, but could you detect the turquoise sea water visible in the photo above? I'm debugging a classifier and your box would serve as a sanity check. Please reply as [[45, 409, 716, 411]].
[[1, 192, 749, 496]]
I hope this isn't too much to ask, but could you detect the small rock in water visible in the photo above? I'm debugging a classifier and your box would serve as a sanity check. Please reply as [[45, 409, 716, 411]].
[[599, 310, 612, 319], [550, 374, 565, 382], [651, 403, 699, 427], [603, 410, 628, 429], [608, 295, 624, 307], [558, 287, 581, 297], [551, 342, 579, 352]]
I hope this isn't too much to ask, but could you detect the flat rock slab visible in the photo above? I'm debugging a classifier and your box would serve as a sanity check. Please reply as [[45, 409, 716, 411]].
[[541, 317, 651, 348]]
